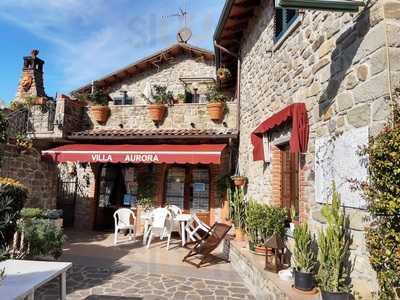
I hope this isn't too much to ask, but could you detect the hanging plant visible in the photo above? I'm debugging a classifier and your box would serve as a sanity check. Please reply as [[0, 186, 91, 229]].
[[231, 175, 247, 187], [217, 67, 232, 81], [15, 134, 33, 153]]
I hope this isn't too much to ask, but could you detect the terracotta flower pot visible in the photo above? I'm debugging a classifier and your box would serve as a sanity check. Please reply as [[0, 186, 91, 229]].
[[207, 102, 224, 121], [235, 228, 245, 241], [32, 97, 47, 105], [147, 104, 166, 122], [91, 105, 110, 124], [255, 245, 267, 255], [231, 176, 247, 187]]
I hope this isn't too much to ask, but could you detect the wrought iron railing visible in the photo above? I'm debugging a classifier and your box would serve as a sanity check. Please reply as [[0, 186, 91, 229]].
[[6, 108, 29, 140]]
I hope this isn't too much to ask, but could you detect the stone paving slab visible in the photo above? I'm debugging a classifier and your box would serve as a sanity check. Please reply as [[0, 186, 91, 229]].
[[35, 264, 256, 300]]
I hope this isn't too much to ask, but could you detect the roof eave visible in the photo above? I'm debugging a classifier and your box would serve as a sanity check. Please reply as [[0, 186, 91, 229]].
[[68, 134, 238, 140]]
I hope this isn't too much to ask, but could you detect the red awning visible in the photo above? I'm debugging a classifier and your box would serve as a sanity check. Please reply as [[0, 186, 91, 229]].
[[42, 144, 227, 164], [251, 103, 309, 161]]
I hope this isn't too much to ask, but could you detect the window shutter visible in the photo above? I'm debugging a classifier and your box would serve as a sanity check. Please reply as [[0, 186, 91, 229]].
[[275, 8, 284, 38]]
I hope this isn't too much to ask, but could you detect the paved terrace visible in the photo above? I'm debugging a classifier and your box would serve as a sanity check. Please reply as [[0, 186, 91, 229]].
[[36, 230, 255, 300]]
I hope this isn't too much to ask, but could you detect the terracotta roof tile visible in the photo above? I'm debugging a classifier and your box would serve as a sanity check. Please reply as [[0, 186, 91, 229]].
[[69, 128, 238, 140]]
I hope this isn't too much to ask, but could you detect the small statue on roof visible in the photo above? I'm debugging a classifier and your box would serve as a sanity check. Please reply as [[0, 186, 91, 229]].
[[31, 49, 39, 59]]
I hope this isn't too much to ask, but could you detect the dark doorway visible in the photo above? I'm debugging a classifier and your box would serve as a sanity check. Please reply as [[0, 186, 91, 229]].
[[57, 177, 78, 227]]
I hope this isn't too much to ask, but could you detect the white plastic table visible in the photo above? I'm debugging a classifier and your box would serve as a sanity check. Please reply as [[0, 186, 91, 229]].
[[0, 259, 72, 300], [174, 213, 192, 246], [141, 212, 192, 246]]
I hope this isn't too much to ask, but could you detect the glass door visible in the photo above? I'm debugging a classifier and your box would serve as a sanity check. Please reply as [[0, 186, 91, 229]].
[[165, 167, 186, 209]]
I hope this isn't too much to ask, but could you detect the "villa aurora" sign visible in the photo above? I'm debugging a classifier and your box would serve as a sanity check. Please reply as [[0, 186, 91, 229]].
[[91, 154, 160, 163]]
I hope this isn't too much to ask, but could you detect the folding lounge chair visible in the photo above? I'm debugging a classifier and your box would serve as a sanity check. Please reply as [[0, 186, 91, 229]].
[[182, 222, 232, 268]]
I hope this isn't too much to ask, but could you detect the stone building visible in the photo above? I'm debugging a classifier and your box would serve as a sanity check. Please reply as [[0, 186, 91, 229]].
[[2, 43, 238, 232], [214, 0, 400, 298]]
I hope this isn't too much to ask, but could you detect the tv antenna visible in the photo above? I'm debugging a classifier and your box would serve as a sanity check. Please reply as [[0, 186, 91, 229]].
[[162, 0, 192, 43]]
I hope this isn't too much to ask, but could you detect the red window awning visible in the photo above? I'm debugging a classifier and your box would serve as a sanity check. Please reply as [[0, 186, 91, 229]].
[[251, 103, 309, 161], [42, 144, 227, 164]]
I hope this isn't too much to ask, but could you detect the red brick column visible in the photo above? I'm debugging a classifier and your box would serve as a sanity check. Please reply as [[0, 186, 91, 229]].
[[271, 145, 282, 207]]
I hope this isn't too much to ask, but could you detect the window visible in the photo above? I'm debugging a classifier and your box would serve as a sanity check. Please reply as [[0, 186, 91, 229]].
[[113, 91, 133, 105], [274, 7, 298, 41]]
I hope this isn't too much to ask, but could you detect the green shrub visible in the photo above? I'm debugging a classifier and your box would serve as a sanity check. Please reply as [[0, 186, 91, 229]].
[[20, 208, 44, 220], [245, 200, 287, 247], [0, 177, 27, 246], [264, 205, 287, 239], [358, 115, 400, 299], [19, 218, 64, 259], [245, 200, 266, 246], [316, 184, 352, 294], [293, 223, 317, 273]]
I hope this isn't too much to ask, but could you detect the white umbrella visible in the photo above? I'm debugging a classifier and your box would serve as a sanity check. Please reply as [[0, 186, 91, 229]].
[[143, 82, 154, 103]]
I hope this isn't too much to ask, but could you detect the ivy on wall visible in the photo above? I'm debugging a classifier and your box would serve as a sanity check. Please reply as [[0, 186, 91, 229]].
[[358, 91, 400, 299]]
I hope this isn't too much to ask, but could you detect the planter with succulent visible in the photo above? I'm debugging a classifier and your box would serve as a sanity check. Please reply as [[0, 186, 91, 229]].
[[293, 223, 317, 292], [143, 85, 173, 123], [217, 67, 232, 81], [316, 184, 352, 300], [15, 133, 33, 153], [205, 86, 228, 121], [231, 175, 247, 187], [79, 88, 110, 124], [228, 186, 246, 241]]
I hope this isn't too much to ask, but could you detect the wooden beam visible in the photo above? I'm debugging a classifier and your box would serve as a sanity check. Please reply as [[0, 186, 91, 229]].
[[223, 20, 249, 31], [233, 0, 260, 9], [228, 10, 254, 21]]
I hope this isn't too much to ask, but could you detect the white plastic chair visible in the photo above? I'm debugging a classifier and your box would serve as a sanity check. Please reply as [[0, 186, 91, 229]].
[[146, 208, 173, 250], [113, 208, 136, 245], [167, 205, 182, 234], [185, 214, 211, 242]]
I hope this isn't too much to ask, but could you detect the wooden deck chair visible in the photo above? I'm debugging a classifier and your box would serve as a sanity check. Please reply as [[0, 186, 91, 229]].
[[182, 222, 232, 268]]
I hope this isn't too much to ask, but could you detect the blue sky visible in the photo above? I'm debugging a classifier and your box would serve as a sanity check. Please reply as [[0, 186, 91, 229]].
[[0, 0, 225, 104]]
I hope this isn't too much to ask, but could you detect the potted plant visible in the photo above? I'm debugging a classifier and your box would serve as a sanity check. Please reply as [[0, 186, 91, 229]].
[[217, 67, 232, 81], [175, 93, 185, 103], [245, 200, 267, 254], [205, 86, 228, 121], [293, 223, 317, 292], [316, 184, 352, 300], [228, 186, 246, 241], [84, 88, 110, 124], [144, 85, 173, 123], [231, 175, 247, 187], [15, 133, 33, 153]]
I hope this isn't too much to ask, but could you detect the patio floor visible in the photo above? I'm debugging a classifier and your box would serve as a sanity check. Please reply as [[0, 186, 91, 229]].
[[36, 230, 255, 300]]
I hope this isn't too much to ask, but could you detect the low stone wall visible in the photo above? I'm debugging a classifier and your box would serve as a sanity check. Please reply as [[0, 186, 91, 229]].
[[83, 102, 238, 131], [229, 241, 292, 300], [0, 144, 57, 209]]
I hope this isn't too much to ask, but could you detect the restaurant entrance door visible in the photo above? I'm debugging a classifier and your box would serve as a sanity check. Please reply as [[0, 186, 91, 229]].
[[164, 166, 210, 225]]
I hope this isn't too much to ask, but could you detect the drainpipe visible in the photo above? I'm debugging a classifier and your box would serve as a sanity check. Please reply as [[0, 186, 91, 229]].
[[213, 41, 241, 133], [214, 41, 241, 176]]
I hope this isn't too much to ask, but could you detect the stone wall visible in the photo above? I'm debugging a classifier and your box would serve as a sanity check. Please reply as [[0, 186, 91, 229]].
[[83, 102, 238, 131], [107, 54, 215, 105], [0, 144, 57, 209], [236, 0, 400, 297]]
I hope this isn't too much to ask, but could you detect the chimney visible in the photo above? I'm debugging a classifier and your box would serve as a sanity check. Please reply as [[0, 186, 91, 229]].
[[15, 49, 47, 101]]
